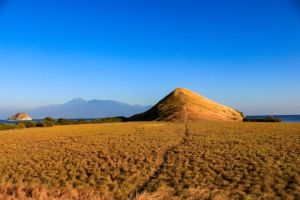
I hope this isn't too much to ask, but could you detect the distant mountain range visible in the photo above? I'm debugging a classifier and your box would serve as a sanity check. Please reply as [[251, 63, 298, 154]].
[[0, 98, 151, 119]]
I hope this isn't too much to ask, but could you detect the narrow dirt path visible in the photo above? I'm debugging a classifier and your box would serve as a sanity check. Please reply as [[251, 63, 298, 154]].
[[132, 119, 190, 198], [133, 143, 180, 195]]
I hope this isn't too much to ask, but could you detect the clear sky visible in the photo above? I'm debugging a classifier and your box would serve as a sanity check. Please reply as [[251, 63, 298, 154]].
[[0, 0, 300, 115]]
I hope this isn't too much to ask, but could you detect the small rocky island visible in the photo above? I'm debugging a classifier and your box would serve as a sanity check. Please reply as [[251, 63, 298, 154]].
[[8, 112, 32, 121]]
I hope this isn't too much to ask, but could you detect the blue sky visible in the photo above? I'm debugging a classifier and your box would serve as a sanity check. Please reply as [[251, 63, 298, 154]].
[[0, 0, 300, 115]]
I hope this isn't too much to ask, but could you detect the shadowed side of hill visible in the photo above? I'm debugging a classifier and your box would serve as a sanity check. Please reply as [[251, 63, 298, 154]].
[[130, 88, 244, 122]]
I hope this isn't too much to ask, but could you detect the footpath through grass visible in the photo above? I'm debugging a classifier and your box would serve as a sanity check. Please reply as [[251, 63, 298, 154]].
[[0, 122, 300, 200], [143, 122, 300, 199], [0, 122, 185, 199]]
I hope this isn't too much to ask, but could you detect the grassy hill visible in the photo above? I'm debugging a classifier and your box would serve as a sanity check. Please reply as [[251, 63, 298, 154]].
[[130, 88, 244, 122]]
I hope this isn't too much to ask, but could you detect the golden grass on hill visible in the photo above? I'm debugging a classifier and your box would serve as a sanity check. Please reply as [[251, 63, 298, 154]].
[[130, 88, 243, 122], [0, 122, 299, 200]]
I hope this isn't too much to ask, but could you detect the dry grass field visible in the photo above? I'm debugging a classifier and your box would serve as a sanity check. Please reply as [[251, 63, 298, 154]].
[[0, 123, 184, 199], [145, 122, 300, 199], [0, 122, 299, 199]]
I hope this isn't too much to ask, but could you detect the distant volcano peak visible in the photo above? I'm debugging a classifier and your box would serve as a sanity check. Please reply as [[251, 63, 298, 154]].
[[66, 98, 87, 104]]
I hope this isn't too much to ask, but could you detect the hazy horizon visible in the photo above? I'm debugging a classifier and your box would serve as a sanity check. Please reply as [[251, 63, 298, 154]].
[[1, 0, 300, 116], [1, 92, 299, 117]]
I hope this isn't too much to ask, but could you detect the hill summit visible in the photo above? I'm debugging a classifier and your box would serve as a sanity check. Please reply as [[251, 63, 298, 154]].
[[130, 88, 244, 122], [8, 112, 32, 121]]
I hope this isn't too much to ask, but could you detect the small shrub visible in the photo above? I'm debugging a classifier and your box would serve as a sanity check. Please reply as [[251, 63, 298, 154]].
[[91, 117, 127, 124], [56, 118, 77, 125], [43, 117, 56, 127], [243, 116, 282, 122], [36, 121, 52, 127], [0, 124, 17, 130], [18, 121, 37, 128], [78, 119, 88, 124]]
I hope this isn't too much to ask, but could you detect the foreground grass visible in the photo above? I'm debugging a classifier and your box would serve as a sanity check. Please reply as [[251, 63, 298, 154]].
[[0, 123, 184, 199], [145, 122, 300, 199], [0, 122, 299, 199]]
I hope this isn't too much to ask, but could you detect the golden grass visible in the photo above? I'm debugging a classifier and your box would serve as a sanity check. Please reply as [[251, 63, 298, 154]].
[[0, 122, 184, 199], [130, 88, 243, 122], [145, 122, 300, 199], [0, 122, 299, 199]]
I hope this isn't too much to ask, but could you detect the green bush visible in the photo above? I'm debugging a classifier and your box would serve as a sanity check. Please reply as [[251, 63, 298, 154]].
[[243, 116, 282, 122], [42, 117, 56, 127], [56, 118, 78, 125], [78, 119, 88, 124], [18, 121, 37, 128], [36, 122, 53, 127], [1, 116, 128, 132], [15, 123, 26, 129], [91, 117, 127, 124], [0, 124, 17, 130]]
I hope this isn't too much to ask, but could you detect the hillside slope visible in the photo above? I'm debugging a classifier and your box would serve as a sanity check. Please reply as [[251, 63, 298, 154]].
[[130, 88, 244, 122]]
